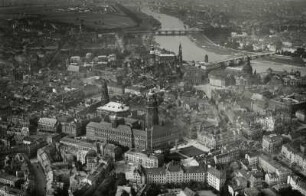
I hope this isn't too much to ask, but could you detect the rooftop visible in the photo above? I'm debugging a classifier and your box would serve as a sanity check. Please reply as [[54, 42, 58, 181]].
[[207, 167, 226, 179], [97, 102, 130, 113], [38, 117, 57, 125]]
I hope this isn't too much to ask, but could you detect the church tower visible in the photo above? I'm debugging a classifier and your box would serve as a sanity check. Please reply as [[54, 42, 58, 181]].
[[146, 90, 159, 129], [101, 79, 109, 106], [178, 43, 183, 66], [149, 45, 156, 67]]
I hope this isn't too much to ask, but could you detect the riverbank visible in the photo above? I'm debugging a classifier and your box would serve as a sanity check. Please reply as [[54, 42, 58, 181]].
[[188, 33, 244, 57]]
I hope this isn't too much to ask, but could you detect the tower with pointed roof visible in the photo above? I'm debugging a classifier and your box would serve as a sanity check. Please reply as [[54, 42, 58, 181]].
[[149, 45, 156, 67], [178, 43, 183, 66], [101, 79, 109, 106]]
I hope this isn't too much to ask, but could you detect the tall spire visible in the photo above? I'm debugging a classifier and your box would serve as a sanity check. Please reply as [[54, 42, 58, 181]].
[[178, 43, 182, 66], [149, 45, 156, 67], [101, 79, 109, 106]]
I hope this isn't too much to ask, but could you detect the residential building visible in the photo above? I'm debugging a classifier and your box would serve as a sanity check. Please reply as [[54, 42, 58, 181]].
[[183, 66, 206, 85], [262, 134, 283, 153], [255, 115, 275, 132], [99, 142, 122, 161], [258, 154, 291, 183], [269, 94, 306, 116], [281, 143, 306, 171], [244, 187, 260, 196], [59, 137, 97, 164], [296, 110, 306, 122], [61, 121, 83, 137], [124, 150, 164, 168], [0, 173, 19, 187], [208, 70, 235, 87], [0, 185, 24, 196], [7, 115, 30, 128], [287, 175, 306, 196], [214, 149, 241, 165], [228, 177, 248, 196], [207, 167, 226, 191], [265, 173, 279, 186], [249, 171, 263, 188], [38, 118, 59, 133], [245, 152, 259, 168], [132, 165, 146, 185], [145, 161, 206, 184], [197, 127, 238, 150]]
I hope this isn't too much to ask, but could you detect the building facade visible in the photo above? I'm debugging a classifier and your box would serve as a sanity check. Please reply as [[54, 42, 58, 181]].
[[258, 154, 291, 183], [38, 118, 59, 133], [281, 143, 306, 172], [262, 134, 283, 153], [207, 167, 226, 191], [124, 150, 164, 168], [144, 161, 206, 184]]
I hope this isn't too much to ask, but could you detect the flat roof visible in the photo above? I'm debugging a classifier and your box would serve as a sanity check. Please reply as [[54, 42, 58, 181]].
[[97, 102, 129, 113]]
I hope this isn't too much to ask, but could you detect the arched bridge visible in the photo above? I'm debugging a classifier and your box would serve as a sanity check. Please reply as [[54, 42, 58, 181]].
[[125, 28, 204, 36], [209, 52, 276, 67]]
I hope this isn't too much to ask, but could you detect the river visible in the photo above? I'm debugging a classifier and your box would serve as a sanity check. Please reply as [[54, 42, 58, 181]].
[[142, 8, 230, 62], [142, 8, 306, 75]]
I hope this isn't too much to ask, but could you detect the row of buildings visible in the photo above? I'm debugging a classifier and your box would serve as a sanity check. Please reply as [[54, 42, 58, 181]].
[[132, 161, 226, 191]]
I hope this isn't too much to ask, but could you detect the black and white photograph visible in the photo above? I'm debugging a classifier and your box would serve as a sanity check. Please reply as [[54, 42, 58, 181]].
[[0, 0, 306, 195]]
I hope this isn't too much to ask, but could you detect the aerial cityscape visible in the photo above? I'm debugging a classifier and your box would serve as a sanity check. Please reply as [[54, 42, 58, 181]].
[[0, 0, 306, 196]]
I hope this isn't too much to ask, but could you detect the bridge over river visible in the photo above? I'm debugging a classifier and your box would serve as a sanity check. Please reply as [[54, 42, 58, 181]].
[[125, 28, 204, 36], [208, 52, 276, 67]]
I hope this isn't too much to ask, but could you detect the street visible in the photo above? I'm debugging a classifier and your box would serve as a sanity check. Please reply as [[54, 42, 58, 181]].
[[30, 160, 46, 196]]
